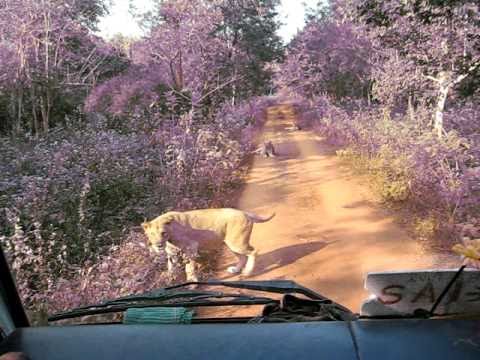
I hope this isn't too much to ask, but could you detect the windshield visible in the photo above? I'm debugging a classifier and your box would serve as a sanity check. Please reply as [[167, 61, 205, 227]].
[[0, 0, 479, 327]]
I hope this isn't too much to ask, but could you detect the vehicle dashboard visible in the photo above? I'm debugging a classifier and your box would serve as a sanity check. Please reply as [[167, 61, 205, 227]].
[[1, 319, 480, 360]]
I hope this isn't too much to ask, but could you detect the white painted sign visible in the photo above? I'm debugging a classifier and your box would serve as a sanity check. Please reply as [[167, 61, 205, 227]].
[[360, 269, 480, 316]]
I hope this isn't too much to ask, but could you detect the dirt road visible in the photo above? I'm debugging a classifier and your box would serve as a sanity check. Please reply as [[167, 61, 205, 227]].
[[216, 104, 458, 312]]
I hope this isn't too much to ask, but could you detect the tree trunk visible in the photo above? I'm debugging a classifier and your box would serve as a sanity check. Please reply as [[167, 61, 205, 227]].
[[13, 89, 23, 137], [432, 62, 480, 138], [30, 86, 40, 136], [177, 50, 184, 90], [41, 7, 51, 133], [231, 83, 236, 106], [408, 95, 415, 122], [434, 84, 450, 139], [40, 93, 50, 133], [231, 66, 237, 106], [18, 90, 23, 134]]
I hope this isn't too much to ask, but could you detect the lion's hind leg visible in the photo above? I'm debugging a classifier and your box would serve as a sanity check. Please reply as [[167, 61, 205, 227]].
[[225, 242, 257, 276], [224, 219, 257, 275], [227, 252, 248, 274], [242, 250, 257, 275], [226, 247, 256, 276]]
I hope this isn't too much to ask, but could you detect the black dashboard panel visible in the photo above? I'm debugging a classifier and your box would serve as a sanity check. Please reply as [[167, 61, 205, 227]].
[[1, 319, 480, 360]]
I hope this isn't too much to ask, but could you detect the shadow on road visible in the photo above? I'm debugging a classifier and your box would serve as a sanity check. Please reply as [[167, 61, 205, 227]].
[[252, 241, 330, 277]]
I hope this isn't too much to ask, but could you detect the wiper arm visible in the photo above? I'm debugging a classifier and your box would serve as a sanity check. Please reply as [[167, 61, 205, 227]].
[[166, 280, 326, 298], [48, 290, 277, 322], [167, 280, 353, 314]]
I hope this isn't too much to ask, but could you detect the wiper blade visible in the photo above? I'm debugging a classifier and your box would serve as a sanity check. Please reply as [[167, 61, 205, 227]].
[[48, 289, 277, 322], [49, 280, 354, 322], [105, 290, 247, 305], [166, 280, 326, 298], [167, 280, 353, 314]]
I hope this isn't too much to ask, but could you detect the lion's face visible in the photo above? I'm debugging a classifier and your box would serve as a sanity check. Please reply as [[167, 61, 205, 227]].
[[141, 218, 171, 253]]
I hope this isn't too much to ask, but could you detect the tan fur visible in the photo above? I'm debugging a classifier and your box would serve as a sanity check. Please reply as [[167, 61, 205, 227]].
[[142, 208, 275, 278]]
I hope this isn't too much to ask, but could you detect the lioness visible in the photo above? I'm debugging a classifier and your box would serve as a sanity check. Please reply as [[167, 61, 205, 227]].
[[142, 208, 275, 281]]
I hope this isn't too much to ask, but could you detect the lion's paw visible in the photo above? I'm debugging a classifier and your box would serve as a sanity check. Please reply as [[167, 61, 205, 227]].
[[227, 266, 241, 274]]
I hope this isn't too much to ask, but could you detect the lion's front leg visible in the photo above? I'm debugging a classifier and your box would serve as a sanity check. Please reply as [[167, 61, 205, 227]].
[[167, 253, 176, 274], [185, 259, 199, 283], [165, 242, 183, 281], [184, 243, 200, 283]]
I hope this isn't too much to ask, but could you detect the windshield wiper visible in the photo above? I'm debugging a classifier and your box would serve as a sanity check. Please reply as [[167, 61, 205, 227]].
[[49, 290, 277, 322], [166, 280, 333, 301], [49, 280, 355, 322]]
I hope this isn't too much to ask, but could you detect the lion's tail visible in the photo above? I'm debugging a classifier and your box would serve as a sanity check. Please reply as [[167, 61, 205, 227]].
[[244, 211, 276, 223]]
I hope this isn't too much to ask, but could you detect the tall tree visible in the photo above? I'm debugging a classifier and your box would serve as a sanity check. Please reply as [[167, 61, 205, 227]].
[[354, 0, 480, 137], [0, 0, 120, 135], [213, 0, 284, 103], [277, 3, 372, 100]]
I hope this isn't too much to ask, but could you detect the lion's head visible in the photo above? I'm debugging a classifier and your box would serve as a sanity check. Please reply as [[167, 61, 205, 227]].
[[141, 215, 174, 253]]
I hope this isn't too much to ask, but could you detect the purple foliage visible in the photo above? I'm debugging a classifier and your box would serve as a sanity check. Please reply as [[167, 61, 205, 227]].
[[85, 65, 170, 115], [277, 16, 372, 100], [85, 0, 242, 117], [0, 0, 121, 134], [354, 0, 480, 136], [47, 231, 170, 313]]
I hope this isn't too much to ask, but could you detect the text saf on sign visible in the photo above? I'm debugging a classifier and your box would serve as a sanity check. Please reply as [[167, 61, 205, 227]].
[[360, 269, 480, 317]]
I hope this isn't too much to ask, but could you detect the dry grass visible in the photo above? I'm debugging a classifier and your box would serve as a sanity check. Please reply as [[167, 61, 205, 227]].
[[335, 147, 455, 250]]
